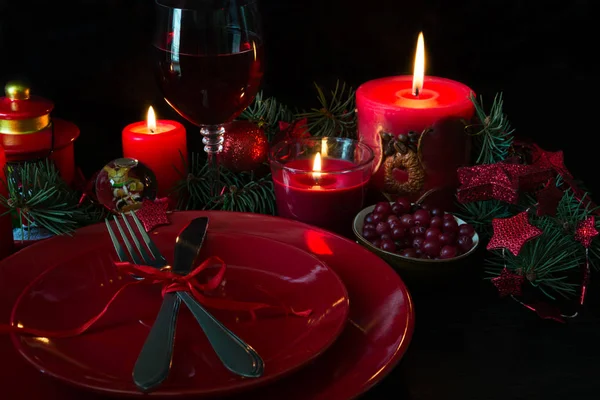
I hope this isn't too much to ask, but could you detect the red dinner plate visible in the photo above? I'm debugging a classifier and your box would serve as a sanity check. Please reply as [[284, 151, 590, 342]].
[[9, 231, 349, 397], [0, 211, 414, 400]]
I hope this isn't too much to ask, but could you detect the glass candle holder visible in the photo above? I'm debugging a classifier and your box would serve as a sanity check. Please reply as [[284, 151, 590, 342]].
[[270, 137, 374, 236]]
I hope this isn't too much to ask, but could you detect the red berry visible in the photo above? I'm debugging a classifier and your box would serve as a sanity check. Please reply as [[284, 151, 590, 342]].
[[430, 207, 443, 217], [457, 235, 474, 253], [387, 214, 400, 224], [420, 203, 431, 211], [400, 248, 418, 258], [400, 214, 415, 228], [362, 229, 377, 239], [443, 213, 455, 221], [413, 209, 431, 226], [364, 212, 375, 224], [459, 223, 475, 237], [375, 221, 391, 235], [425, 227, 441, 241], [363, 223, 376, 231], [374, 202, 393, 216], [394, 198, 412, 214], [391, 227, 407, 240], [412, 236, 425, 250], [372, 239, 382, 248], [422, 239, 442, 257], [430, 216, 443, 229], [380, 233, 392, 241], [410, 225, 427, 237], [439, 232, 454, 246], [439, 245, 458, 259], [372, 213, 385, 223], [442, 218, 459, 233], [381, 239, 396, 252]]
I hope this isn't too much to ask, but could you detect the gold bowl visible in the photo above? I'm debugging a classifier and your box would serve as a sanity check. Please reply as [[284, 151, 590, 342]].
[[352, 203, 480, 281]]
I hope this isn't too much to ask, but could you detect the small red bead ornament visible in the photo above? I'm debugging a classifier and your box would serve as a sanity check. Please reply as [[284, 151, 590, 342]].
[[574, 216, 598, 248]]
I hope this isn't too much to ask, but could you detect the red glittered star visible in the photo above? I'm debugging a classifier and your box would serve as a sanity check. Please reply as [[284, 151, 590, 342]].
[[574, 216, 598, 248], [487, 211, 543, 256], [531, 145, 573, 180], [536, 180, 564, 217], [491, 268, 525, 297], [501, 162, 554, 192], [457, 164, 518, 204], [135, 198, 170, 232]]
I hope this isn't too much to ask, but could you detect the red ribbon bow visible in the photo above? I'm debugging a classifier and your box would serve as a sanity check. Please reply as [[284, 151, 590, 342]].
[[1, 256, 311, 338]]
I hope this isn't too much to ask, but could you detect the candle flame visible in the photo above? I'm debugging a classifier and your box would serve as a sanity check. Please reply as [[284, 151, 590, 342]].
[[412, 32, 425, 96], [312, 152, 322, 181], [147, 106, 157, 133]]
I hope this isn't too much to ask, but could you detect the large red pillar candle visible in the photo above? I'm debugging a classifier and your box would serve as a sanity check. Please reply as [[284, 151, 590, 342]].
[[356, 33, 475, 209], [122, 107, 187, 198], [0, 145, 14, 260], [270, 137, 374, 236]]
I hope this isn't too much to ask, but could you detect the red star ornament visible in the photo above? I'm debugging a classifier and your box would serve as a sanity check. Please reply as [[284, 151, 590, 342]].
[[574, 216, 598, 248], [531, 145, 573, 180], [501, 162, 554, 191], [135, 198, 170, 232], [491, 268, 525, 297], [536, 179, 564, 217], [487, 211, 543, 256], [457, 163, 519, 204]]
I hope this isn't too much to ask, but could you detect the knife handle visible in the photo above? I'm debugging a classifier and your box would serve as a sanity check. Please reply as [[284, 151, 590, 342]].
[[178, 291, 264, 378], [132, 293, 181, 392]]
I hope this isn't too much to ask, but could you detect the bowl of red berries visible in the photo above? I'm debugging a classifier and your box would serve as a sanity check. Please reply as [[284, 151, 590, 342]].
[[352, 198, 479, 278]]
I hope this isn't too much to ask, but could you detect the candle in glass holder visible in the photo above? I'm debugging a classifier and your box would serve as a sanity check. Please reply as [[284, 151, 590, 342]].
[[270, 137, 374, 236], [122, 107, 187, 198], [356, 32, 475, 209], [0, 145, 14, 260]]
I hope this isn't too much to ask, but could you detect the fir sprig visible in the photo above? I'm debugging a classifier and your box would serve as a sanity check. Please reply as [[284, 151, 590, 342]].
[[173, 153, 276, 214], [468, 93, 514, 164], [0, 161, 105, 236], [297, 81, 357, 138], [240, 92, 295, 141], [454, 199, 514, 240]]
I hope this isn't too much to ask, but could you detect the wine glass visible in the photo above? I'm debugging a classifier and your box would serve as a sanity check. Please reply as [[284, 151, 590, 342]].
[[152, 0, 264, 194]]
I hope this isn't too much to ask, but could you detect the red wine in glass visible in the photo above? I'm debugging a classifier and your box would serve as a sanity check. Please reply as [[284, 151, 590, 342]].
[[152, 0, 265, 194], [153, 39, 264, 125]]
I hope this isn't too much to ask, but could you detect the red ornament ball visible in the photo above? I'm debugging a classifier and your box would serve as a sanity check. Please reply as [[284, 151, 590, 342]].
[[221, 120, 269, 173]]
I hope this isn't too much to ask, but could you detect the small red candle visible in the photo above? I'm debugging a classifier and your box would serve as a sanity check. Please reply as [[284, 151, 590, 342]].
[[356, 32, 475, 208], [0, 145, 14, 260], [122, 107, 187, 198], [270, 138, 374, 236]]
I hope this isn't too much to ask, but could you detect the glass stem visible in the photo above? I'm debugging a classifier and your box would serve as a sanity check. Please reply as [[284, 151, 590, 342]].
[[200, 125, 225, 197]]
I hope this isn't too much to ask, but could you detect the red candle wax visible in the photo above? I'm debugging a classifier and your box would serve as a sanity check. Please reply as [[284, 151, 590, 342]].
[[272, 158, 370, 235], [122, 109, 187, 198], [0, 145, 14, 260], [356, 75, 475, 207]]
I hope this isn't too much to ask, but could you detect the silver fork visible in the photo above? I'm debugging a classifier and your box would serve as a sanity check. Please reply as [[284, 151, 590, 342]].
[[105, 213, 264, 392]]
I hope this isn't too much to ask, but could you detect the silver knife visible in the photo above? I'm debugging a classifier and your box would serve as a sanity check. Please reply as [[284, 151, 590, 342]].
[[132, 217, 209, 392]]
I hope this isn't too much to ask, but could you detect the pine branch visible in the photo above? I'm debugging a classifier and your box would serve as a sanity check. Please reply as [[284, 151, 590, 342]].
[[0, 160, 105, 236], [240, 92, 295, 141], [468, 93, 514, 164], [485, 214, 584, 300], [173, 152, 276, 214], [296, 80, 357, 138], [454, 199, 514, 240]]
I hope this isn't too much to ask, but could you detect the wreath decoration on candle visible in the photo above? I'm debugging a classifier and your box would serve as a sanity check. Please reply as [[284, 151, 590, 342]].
[[379, 130, 426, 196]]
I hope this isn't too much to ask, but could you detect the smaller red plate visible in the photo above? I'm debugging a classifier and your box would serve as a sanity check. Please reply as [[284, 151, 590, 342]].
[[10, 231, 349, 397]]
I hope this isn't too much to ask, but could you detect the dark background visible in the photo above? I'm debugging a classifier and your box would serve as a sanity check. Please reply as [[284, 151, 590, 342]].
[[1, 2, 598, 400], [0, 0, 594, 192]]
